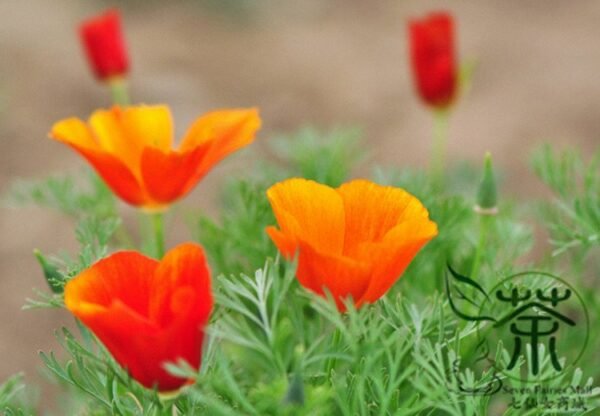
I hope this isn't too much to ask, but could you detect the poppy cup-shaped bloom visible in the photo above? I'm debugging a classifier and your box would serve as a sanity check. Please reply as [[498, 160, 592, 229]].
[[266, 178, 438, 310], [64, 243, 213, 392], [50, 105, 261, 211], [79, 9, 129, 80], [409, 12, 457, 109]]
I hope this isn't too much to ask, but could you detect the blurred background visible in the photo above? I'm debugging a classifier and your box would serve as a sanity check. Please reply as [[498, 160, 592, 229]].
[[0, 0, 599, 406]]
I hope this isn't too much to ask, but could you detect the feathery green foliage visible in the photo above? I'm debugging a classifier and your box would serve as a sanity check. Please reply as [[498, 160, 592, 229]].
[[3, 129, 599, 415], [532, 144, 600, 259]]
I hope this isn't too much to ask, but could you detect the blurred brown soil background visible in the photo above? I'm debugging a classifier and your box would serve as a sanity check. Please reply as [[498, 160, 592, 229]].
[[0, 0, 599, 408]]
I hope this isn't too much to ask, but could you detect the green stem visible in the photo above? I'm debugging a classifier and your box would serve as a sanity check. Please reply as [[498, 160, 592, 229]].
[[150, 212, 165, 259], [470, 214, 493, 281], [460, 320, 495, 365], [431, 110, 449, 191], [325, 328, 342, 376], [108, 77, 130, 106]]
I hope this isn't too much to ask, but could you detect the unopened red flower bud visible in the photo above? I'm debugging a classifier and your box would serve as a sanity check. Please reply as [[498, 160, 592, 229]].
[[79, 9, 129, 81], [408, 12, 457, 109]]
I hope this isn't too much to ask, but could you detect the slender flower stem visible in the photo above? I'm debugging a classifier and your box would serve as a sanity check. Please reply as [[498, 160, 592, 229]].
[[431, 109, 449, 190], [325, 328, 342, 375], [108, 77, 130, 106], [151, 212, 165, 259], [470, 214, 493, 281]]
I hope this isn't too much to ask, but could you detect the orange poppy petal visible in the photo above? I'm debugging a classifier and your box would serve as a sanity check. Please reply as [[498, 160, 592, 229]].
[[140, 144, 211, 204], [50, 119, 148, 206], [296, 242, 370, 311], [266, 178, 345, 255], [337, 179, 421, 255], [50, 118, 99, 150], [179, 108, 260, 152], [89, 108, 130, 157], [120, 105, 173, 151], [179, 108, 261, 181], [89, 105, 173, 173], [265, 226, 297, 259], [139, 109, 260, 205], [357, 219, 438, 305]]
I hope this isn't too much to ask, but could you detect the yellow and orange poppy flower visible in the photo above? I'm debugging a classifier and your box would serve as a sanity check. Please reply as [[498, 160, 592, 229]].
[[50, 105, 261, 211], [64, 243, 213, 392], [266, 178, 438, 310]]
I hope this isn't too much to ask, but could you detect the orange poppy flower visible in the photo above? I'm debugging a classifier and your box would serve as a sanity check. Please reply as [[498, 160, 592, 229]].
[[50, 105, 261, 210], [266, 178, 438, 310], [64, 243, 213, 392]]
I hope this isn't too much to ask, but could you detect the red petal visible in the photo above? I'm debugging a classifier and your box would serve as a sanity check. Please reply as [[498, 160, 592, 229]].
[[64, 250, 158, 315], [151, 243, 213, 327], [140, 145, 211, 204]]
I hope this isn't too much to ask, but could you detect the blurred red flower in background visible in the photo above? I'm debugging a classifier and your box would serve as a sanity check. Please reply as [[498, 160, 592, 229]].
[[79, 9, 129, 80], [408, 12, 457, 109], [64, 243, 213, 392]]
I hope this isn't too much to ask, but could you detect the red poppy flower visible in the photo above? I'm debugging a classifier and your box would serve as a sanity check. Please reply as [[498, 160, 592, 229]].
[[64, 243, 213, 392], [79, 9, 129, 80], [266, 178, 438, 311], [50, 105, 261, 211], [408, 12, 457, 109]]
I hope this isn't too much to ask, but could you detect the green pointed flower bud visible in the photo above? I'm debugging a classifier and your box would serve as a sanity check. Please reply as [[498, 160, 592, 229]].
[[475, 152, 498, 215], [34, 249, 64, 294]]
